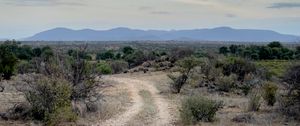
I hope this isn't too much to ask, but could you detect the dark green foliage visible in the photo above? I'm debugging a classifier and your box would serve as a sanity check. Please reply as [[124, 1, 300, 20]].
[[122, 46, 134, 54], [220, 57, 256, 81], [258, 46, 273, 59], [16, 45, 33, 60], [267, 41, 283, 48], [180, 96, 223, 124], [219, 46, 229, 55], [41, 46, 54, 61], [68, 49, 92, 60], [220, 42, 297, 60], [0, 43, 18, 80], [96, 50, 115, 60], [229, 45, 239, 54], [262, 82, 278, 106], [124, 50, 146, 68], [32, 48, 42, 57]]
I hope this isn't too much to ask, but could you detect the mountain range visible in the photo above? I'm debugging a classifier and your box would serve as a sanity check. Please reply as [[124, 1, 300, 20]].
[[24, 27, 300, 42]]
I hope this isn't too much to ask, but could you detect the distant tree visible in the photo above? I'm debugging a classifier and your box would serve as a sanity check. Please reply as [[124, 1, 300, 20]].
[[271, 47, 282, 59], [124, 50, 146, 68], [296, 46, 300, 54], [32, 47, 42, 57], [96, 50, 114, 60], [169, 48, 194, 62], [122, 46, 134, 55], [229, 45, 238, 54], [41, 46, 54, 61], [0, 43, 18, 80], [259, 46, 272, 59], [115, 53, 121, 59], [16, 45, 33, 60], [221, 57, 256, 81], [68, 49, 92, 60], [170, 56, 202, 93], [219, 46, 229, 55], [267, 41, 283, 48]]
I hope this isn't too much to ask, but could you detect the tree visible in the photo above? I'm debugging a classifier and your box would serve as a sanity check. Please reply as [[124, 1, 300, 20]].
[[96, 50, 114, 60], [124, 50, 146, 68], [41, 46, 54, 61], [267, 41, 283, 48], [32, 47, 42, 57], [122, 46, 134, 55], [229, 45, 238, 54], [219, 46, 229, 55], [170, 56, 202, 93], [169, 48, 194, 62], [0, 43, 18, 80], [259, 46, 272, 59]]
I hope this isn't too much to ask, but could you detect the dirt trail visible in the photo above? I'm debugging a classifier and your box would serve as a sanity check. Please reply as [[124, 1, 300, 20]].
[[96, 75, 172, 126]]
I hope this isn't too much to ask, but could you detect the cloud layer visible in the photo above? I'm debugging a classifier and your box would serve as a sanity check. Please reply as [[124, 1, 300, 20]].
[[3, 0, 85, 6], [0, 0, 299, 38], [268, 2, 300, 9]]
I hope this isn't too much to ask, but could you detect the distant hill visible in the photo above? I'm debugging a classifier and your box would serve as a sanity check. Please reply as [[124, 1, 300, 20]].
[[24, 27, 300, 42]]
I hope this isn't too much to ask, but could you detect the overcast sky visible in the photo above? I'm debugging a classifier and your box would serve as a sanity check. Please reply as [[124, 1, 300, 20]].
[[0, 0, 300, 39]]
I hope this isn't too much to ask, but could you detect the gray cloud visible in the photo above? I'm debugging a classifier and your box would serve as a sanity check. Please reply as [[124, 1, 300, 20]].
[[150, 11, 172, 15], [138, 6, 153, 11], [268, 2, 300, 9], [138, 6, 171, 15], [225, 13, 237, 18], [3, 0, 85, 7]]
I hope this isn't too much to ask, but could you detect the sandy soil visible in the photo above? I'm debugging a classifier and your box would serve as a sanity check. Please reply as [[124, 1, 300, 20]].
[[96, 73, 173, 126]]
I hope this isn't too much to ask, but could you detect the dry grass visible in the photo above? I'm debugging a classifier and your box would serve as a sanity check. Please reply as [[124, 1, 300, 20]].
[[126, 90, 158, 126], [136, 72, 300, 126], [77, 78, 131, 125]]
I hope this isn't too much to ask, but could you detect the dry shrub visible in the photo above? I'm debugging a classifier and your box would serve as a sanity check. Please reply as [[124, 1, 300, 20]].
[[280, 65, 300, 120], [180, 95, 223, 124], [168, 74, 188, 93], [24, 76, 77, 125], [262, 82, 278, 106], [216, 74, 237, 92], [109, 60, 128, 74], [248, 92, 261, 111]]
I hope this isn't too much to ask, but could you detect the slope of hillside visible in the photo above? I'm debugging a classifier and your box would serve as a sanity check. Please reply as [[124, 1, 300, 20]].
[[25, 27, 300, 42]]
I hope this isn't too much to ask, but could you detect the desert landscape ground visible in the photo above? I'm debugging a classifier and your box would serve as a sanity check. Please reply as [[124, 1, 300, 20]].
[[1, 41, 300, 126]]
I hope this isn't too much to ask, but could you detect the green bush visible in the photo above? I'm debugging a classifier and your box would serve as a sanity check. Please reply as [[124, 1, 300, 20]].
[[96, 62, 112, 75], [221, 57, 256, 81], [96, 50, 115, 60], [262, 82, 278, 106], [25, 77, 77, 125], [248, 93, 261, 111], [180, 96, 223, 124], [0, 43, 18, 80]]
